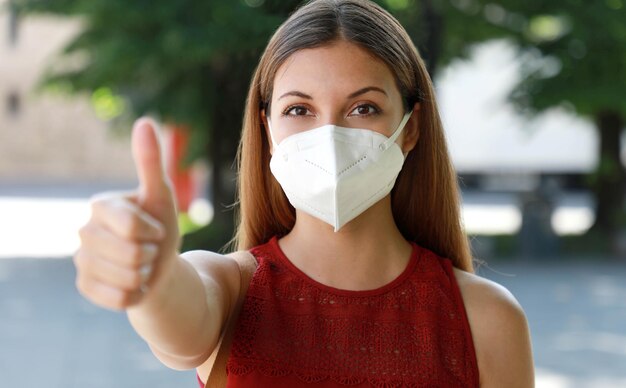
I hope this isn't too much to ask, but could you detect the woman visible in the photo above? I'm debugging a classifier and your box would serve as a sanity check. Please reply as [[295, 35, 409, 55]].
[[74, 0, 534, 386]]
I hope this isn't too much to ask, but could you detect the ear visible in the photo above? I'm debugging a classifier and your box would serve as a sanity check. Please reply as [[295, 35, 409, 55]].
[[261, 108, 273, 155], [401, 103, 420, 155]]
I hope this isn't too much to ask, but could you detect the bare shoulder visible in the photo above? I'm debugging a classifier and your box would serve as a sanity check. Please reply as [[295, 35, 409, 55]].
[[452, 267, 523, 317], [452, 267, 535, 388], [181, 250, 240, 287], [180, 250, 241, 326]]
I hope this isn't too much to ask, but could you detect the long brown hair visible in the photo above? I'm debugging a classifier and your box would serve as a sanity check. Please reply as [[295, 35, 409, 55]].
[[233, 0, 473, 272]]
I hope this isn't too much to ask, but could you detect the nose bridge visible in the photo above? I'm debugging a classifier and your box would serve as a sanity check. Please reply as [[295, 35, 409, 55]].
[[319, 107, 348, 128], [316, 94, 349, 127]]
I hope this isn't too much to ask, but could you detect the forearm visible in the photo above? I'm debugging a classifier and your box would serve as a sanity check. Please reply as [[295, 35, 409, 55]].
[[126, 254, 224, 369]]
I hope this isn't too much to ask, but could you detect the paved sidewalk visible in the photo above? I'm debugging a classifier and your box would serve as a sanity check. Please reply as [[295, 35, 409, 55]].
[[477, 259, 626, 388], [0, 258, 194, 388], [1, 256, 625, 387]]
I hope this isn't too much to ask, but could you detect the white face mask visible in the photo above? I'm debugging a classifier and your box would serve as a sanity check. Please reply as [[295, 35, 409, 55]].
[[268, 111, 412, 231]]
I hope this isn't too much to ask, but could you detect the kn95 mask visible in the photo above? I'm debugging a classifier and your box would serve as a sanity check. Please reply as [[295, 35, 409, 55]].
[[268, 111, 412, 231]]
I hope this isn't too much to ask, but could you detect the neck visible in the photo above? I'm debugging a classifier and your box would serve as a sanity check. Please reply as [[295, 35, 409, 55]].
[[279, 196, 413, 291]]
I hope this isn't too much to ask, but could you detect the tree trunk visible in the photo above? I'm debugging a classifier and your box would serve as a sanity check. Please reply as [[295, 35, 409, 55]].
[[209, 122, 236, 247], [181, 129, 235, 253], [590, 110, 625, 243], [419, 0, 443, 77], [210, 126, 224, 223]]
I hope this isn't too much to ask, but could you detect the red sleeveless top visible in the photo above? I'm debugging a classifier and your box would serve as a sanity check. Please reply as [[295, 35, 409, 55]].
[[198, 236, 479, 387]]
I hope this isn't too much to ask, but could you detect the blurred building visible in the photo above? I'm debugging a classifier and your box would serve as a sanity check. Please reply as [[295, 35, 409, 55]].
[[0, 1, 135, 185]]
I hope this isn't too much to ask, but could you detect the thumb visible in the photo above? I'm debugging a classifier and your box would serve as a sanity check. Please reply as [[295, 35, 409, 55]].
[[131, 117, 174, 213]]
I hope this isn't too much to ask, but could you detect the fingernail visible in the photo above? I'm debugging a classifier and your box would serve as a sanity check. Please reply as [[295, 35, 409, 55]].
[[142, 243, 158, 263], [140, 264, 152, 283]]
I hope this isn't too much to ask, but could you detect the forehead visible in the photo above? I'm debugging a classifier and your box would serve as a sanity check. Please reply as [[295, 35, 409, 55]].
[[273, 40, 398, 96]]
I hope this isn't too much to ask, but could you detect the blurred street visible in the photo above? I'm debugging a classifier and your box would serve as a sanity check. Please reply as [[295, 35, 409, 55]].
[[1, 240, 625, 387], [0, 257, 195, 387], [0, 182, 595, 259], [0, 184, 621, 387], [477, 259, 626, 388], [2, 1, 625, 387]]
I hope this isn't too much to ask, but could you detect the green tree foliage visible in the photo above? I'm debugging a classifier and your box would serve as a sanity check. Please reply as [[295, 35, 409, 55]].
[[15, 0, 301, 250], [12, 0, 459, 250], [13, 0, 503, 251], [390, 0, 626, 251], [15, 0, 626, 252]]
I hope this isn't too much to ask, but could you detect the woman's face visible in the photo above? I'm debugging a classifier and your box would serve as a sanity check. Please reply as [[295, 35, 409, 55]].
[[264, 39, 418, 151]]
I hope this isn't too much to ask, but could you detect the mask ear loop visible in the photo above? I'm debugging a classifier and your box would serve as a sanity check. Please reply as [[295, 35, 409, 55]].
[[380, 111, 413, 151], [266, 119, 280, 148]]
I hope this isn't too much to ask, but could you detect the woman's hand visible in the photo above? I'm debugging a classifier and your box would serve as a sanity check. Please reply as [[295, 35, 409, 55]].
[[74, 118, 181, 310], [73, 118, 240, 370]]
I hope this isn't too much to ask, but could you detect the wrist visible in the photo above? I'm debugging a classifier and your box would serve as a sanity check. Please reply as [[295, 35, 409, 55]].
[[131, 251, 182, 311]]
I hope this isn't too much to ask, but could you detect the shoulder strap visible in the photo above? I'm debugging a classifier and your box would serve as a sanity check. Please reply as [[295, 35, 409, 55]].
[[204, 250, 258, 388]]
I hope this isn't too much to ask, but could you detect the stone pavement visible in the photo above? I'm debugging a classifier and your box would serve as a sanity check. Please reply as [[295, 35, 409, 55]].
[[0, 258, 194, 388], [476, 258, 626, 388], [1, 256, 625, 388]]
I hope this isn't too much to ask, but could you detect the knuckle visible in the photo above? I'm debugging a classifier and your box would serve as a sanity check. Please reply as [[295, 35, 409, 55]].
[[78, 223, 100, 244]]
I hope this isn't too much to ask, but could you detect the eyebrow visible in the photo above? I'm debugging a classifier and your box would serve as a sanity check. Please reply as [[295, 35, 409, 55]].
[[278, 91, 312, 100], [348, 86, 388, 99], [277, 86, 388, 101]]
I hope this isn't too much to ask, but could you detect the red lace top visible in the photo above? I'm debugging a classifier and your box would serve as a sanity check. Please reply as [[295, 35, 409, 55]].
[[198, 236, 479, 387]]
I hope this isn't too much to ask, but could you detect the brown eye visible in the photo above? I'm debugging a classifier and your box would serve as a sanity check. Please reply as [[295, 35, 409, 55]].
[[284, 105, 312, 116], [349, 104, 380, 117], [357, 106, 371, 115]]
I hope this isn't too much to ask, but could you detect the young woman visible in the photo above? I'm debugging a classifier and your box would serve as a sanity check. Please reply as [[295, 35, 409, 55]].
[[74, 0, 534, 386]]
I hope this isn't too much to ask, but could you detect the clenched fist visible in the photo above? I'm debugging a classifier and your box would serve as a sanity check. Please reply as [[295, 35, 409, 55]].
[[74, 118, 181, 310]]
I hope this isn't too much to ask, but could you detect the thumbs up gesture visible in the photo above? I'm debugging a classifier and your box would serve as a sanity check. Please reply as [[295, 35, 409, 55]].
[[75, 118, 180, 310]]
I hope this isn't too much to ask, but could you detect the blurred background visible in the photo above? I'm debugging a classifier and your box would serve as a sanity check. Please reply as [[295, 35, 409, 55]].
[[1, 0, 625, 387]]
